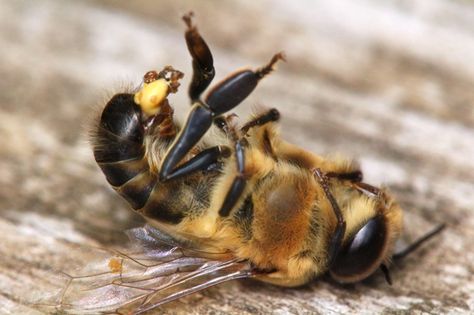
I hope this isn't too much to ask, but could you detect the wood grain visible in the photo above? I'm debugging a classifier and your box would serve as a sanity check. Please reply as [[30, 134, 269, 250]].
[[1, 0, 473, 314]]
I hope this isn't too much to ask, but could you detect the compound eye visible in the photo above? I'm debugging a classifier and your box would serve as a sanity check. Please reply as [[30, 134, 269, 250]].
[[330, 216, 388, 283]]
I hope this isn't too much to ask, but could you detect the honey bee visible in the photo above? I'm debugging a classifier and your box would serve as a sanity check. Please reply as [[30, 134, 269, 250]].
[[57, 12, 444, 314]]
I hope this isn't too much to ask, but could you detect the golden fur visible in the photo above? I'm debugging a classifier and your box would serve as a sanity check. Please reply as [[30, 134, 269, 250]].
[[123, 113, 404, 286]]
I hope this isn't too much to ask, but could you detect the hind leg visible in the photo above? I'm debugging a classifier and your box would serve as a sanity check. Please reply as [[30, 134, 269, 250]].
[[157, 14, 284, 183], [183, 12, 215, 102]]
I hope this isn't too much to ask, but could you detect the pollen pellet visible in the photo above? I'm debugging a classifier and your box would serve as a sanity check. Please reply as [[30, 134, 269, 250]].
[[134, 78, 169, 115]]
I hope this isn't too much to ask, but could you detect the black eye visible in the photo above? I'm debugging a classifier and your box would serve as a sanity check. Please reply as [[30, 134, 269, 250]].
[[330, 216, 388, 283]]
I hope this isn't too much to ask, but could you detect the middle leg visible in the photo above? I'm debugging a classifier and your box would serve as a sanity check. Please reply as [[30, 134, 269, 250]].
[[214, 107, 288, 217]]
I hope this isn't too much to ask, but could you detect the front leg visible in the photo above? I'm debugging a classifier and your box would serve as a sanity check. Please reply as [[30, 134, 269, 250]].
[[326, 170, 383, 195], [314, 168, 346, 267], [326, 170, 363, 183]]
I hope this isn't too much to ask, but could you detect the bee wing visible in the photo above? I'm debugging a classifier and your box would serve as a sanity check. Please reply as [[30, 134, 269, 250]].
[[57, 225, 255, 314]]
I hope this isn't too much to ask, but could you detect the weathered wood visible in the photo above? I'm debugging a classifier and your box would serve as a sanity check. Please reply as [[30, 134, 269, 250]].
[[1, 0, 473, 314]]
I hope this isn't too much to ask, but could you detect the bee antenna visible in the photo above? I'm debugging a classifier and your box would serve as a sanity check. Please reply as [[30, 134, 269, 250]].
[[393, 223, 446, 260], [380, 263, 392, 285]]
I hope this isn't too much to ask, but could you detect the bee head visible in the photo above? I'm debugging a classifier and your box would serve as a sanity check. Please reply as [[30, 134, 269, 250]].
[[328, 189, 403, 283]]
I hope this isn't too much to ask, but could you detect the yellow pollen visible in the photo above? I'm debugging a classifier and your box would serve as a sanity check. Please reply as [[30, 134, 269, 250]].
[[108, 257, 123, 273], [134, 78, 169, 115]]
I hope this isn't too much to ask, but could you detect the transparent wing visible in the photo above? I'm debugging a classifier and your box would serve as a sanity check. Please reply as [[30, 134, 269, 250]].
[[55, 225, 256, 314]]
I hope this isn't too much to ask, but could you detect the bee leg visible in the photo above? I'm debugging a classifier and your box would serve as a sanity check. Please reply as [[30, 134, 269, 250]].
[[240, 108, 280, 135], [183, 12, 215, 102], [352, 182, 380, 196], [161, 145, 231, 180], [159, 101, 213, 181], [218, 140, 247, 217], [326, 171, 384, 196], [314, 168, 347, 267], [144, 99, 177, 138], [326, 170, 378, 197], [326, 170, 363, 183], [158, 100, 176, 137], [205, 52, 285, 116], [159, 54, 284, 182]]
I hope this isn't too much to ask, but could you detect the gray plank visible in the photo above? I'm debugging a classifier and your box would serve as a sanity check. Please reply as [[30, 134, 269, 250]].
[[0, 0, 472, 314]]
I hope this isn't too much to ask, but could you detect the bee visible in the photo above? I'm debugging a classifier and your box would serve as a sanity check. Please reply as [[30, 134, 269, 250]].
[[57, 12, 444, 314]]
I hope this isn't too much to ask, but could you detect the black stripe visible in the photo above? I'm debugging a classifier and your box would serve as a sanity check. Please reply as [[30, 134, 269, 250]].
[[99, 159, 149, 187], [117, 171, 157, 210], [144, 200, 185, 225]]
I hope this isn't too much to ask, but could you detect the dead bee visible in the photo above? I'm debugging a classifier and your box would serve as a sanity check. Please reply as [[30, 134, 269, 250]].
[[59, 12, 444, 314]]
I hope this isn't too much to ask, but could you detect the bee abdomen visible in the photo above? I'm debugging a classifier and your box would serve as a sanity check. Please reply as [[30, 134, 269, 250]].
[[93, 93, 149, 187], [116, 170, 158, 210], [92, 93, 187, 225], [93, 93, 144, 163], [99, 94, 143, 143], [141, 183, 186, 224]]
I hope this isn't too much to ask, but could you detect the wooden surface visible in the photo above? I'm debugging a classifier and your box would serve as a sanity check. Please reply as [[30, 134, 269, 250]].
[[1, 0, 473, 314]]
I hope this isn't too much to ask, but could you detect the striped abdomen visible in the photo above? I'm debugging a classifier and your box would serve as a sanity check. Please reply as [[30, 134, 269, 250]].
[[92, 93, 187, 224]]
